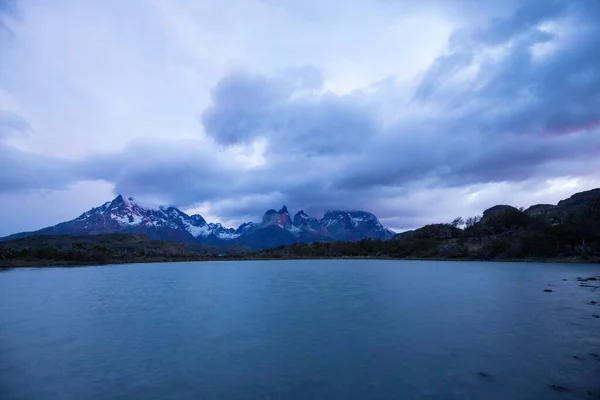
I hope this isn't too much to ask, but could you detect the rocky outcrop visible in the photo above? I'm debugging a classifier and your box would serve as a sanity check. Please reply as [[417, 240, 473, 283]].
[[481, 205, 520, 222], [525, 189, 600, 224], [524, 204, 554, 216], [392, 224, 461, 241]]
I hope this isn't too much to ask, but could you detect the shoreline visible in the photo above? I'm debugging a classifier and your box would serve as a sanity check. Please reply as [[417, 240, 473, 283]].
[[2, 255, 599, 269]]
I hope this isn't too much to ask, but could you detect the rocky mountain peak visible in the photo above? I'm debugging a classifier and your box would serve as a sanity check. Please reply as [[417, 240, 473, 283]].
[[278, 205, 289, 214], [189, 214, 207, 226], [262, 205, 292, 229], [293, 210, 309, 226], [111, 194, 125, 205], [235, 222, 257, 234]]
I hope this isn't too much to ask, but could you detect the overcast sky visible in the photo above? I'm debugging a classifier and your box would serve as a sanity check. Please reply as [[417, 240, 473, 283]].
[[1, 0, 599, 236]]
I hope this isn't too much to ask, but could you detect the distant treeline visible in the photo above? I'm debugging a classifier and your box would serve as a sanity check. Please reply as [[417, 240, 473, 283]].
[[0, 234, 247, 267]]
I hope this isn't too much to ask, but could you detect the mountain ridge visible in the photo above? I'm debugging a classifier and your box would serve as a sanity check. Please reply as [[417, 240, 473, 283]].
[[1, 195, 395, 250]]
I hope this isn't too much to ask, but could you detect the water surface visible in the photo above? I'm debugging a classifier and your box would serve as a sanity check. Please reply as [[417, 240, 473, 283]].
[[1, 260, 599, 399]]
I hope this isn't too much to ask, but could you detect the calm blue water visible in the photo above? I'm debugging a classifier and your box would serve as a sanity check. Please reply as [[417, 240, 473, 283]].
[[1, 260, 599, 400]]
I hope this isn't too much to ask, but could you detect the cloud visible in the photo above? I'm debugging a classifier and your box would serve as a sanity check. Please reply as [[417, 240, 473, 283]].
[[0, 0, 19, 38], [201, 67, 377, 155], [0, 139, 89, 193], [0, 180, 115, 236], [1, 0, 600, 235], [0, 111, 30, 138], [472, 0, 568, 46], [202, 67, 378, 155], [415, 0, 600, 137]]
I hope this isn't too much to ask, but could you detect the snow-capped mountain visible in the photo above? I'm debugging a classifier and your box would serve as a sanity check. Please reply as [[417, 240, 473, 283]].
[[1, 195, 395, 250]]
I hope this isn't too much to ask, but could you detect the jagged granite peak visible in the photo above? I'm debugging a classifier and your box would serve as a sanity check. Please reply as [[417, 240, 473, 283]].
[[293, 210, 310, 226], [256, 205, 394, 244], [262, 205, 292, 229], [291, 210, 322, 236], [278, 205, 289, 214]]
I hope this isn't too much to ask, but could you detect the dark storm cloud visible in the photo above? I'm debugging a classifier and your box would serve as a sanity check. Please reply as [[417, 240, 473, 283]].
[[412, 51, 473, 102], [473, 0, 568, 46], [0, 0, 18, 14], [201, 71, 292, 145], [189, 0, 600, 220], [334, 126, 600, 191], [0, 144, 78, 192], [416, 0, 600, 136], [74, 140, 243, 206], [327, 0, 600, 191], [201, 68, 377, 155]]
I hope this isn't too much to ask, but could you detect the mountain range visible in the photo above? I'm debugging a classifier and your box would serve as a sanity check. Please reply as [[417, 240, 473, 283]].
[[0, 195, 395, 250]]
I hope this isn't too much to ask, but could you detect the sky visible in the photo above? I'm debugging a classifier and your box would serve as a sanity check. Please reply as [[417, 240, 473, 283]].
[[1, 0, 600, 236]]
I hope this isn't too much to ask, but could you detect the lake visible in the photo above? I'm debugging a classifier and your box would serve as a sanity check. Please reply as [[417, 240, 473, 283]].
[[1, 260, 599, 399]]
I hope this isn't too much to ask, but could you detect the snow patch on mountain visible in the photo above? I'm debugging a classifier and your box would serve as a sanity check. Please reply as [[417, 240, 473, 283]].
[[183, 222, 211, 238], [114, 214, 143, 226], [215, 231, 241, 240]]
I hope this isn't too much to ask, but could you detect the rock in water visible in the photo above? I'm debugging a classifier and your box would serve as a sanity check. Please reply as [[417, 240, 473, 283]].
[[548, 384, 570, 392]]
